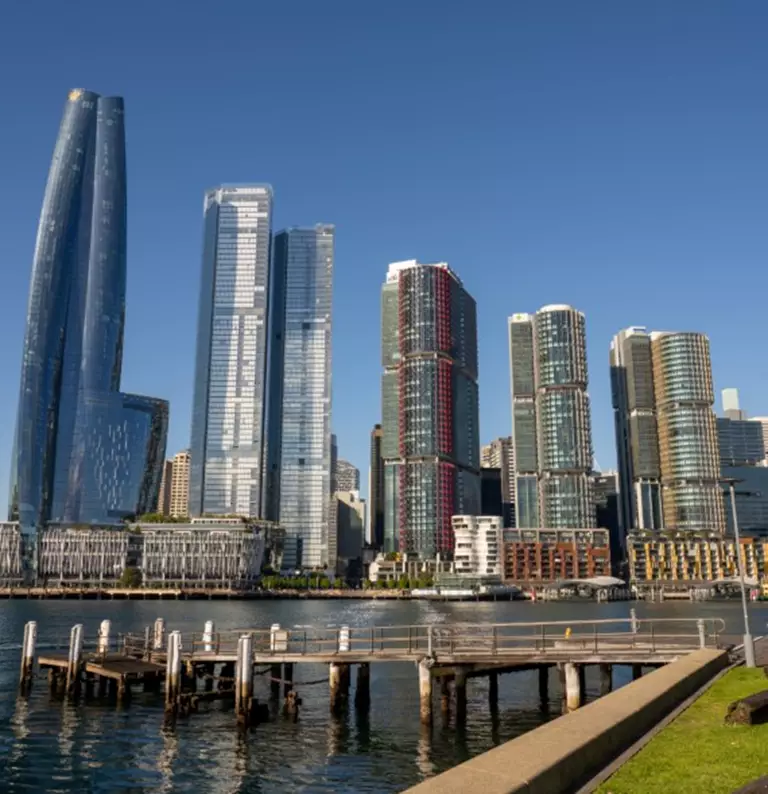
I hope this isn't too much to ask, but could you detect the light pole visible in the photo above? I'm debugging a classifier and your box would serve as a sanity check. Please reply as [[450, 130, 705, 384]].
[[723, 477, 755, 667]]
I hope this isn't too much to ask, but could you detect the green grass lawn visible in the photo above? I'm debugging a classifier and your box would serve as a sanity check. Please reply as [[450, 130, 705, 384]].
[[597, 668, 768, 794]]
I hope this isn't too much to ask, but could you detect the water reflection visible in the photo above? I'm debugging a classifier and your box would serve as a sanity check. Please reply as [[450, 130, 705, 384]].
[[415, 724, 434, 778], [158, 724, 179, 792]]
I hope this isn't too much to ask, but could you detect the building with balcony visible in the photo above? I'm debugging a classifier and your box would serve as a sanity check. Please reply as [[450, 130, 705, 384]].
[[452, 515, 503, 578]]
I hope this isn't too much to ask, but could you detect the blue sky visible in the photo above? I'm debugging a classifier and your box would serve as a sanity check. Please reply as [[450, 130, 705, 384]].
[[0, 1, 767, 510]]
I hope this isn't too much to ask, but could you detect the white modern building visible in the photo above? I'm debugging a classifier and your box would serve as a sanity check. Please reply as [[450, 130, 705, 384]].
[[451, 515, 503, 578], [189, 185, 273, 518]]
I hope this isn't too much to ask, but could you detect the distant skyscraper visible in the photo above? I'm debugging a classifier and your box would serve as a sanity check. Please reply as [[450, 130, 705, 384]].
[[267, 225, 334, 569], [169, 450, 191, 518], [610, 327, 663, 532], [722, 388, 746, 421], [157, 460, 173, 515], [481, 437, 515, 526], [335, 459, 360, 492], [367, 424, 385, 548], [509, 306, 595, 529], [189, 185, 273, 519], [651, 331, 724, 533], [10, 88, 168, 571], [381, 260, 480, 558]]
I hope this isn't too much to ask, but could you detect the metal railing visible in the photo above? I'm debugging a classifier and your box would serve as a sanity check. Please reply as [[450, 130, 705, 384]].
[[119, 617, 725, 662]]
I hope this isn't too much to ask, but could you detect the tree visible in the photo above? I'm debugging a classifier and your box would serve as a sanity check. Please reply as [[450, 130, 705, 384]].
[[119, 567, 142, 588]]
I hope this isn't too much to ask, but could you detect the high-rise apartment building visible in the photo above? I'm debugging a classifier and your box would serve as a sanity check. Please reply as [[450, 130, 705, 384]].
[[367, 424, 385, 548], [481, 437, 515, 526], [157, 460, 173, 515], [381, 260, 480, 558], [266, 226, 334, 569], [651, 332, 725, 533], [189, 185, 273, 519], [509, 306, 595, 529], [169, 450, 191, 518], [10, 89, 168, 573], [610, 327, 663, 532], [334, 459, 360, 492]]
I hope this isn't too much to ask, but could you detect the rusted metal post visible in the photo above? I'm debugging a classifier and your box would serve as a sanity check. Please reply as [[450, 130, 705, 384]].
[[165, 630, 182, 710], [153, 618, 165, 651], [354, 662, 370, 710], [65, 624, 84, 697], [564, 662, 581, 712], [97, 620, 111, 656], [19, 620, 37, 693], [599, 663, 612, 696], [419, 659, 433, 725], [235, 633, 254, 721]]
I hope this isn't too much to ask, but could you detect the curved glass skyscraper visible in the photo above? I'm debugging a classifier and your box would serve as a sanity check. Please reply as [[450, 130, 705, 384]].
[[10, 89, 168, 571]]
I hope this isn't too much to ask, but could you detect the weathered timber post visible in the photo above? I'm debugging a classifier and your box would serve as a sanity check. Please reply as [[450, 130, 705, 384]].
[[599, 663, 613, 696], [419, 659, 434, 725], [563, 662, 581, 712], [330, 662, 344, 714], [270, 623, 281, 652], [97, 620, 111, 656], [153, 618, 166, 651], [270, 664, 282, 699], [65, 624, 84, 697], [97, 674, 108, 698], [440, 676, 451, 714], [454, 667, 467, 725], [538, 666, 549, 708], [283, 662, 294, 697], [19, 620, 37, 693], [632, 664, 642, 681], [488, 671, 499, 710], [355, 663, 370, 710], [143, 626, 151, 660], [338, 625, 350, 652], [117, 676, 131, 705], [697, 619, 706, 649], [165, 630, 182, 710], [204, 663, 214, 692], [630, 608, 638, 634], [203, 620, 215, 653], [235, 633, 254, 721], [577, 665, 586, 706]]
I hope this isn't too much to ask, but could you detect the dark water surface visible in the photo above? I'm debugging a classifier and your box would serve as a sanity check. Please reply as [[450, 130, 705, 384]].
[[1, 598, 765, 793]]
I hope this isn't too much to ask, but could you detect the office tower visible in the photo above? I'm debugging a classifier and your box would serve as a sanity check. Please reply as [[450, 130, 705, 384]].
[[481, 437, 515, 526], [717, 389, 764, 466], [169, 450, 191, 518], [749, 418, 768, 465], [651, 331, 725, 533], [335, 459, 360, 492], [480, 468, 503, 518], [722, 388, 745, 421], [367, 424, 385, 548], [336, 491, 365, 577], [10, 88, 168, 569], [509, 306, 595, 529], [591, 470, 622, 574], [189, 185, 273, 519], [157, 460, 173, 515], [381, 260, 480, 558], [610, 327, 663, 532], [267, 225, 334, 569]]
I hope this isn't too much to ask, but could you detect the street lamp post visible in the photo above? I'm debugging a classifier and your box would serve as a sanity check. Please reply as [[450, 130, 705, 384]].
[[724, 478, 756, 667]]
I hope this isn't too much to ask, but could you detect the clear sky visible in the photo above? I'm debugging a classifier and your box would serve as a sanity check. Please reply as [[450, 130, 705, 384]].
[[1, 1, 767, 512]]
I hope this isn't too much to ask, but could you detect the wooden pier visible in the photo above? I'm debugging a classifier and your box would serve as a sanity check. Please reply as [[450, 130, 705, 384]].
[[17, 614, 726, 728]]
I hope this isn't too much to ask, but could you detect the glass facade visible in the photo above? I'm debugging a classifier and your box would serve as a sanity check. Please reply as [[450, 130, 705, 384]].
[[651, 332, 724, 533], [10, 89, 167, 575], [718, 418, 765, 467], [268, 226, 334, 569], [189, 186, 273, 519], [380, 261, 480, 558]]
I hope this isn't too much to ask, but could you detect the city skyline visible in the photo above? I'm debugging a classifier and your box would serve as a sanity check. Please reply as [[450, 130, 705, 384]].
[[1, 4, 767, 515]]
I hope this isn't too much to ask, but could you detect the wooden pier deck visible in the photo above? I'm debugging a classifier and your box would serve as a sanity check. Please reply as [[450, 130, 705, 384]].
[[18, 614, 729, 727]]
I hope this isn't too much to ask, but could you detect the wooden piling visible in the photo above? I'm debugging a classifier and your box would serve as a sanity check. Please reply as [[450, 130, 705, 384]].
[[599, 663, 612, 696], [153, 618, 166, 651], [270, 664, 282, 699], [538, 665, 549, 708], [97, 619, 111, 656], [440, 676, 451, 715], [165, 630, 182, 710], [488, 671, 499, 710], [235, 634, 254, 721], [330, 662, 344, 714], [283, 662, 294, 697], [354, 663, 370, 710], [203, 620, 215, 652], [65, 624, 84, 697], [419, 659, 434, 725], [577, 664, 586, 706], [19, 620, 37, 693], [453, 667, 467, 725], [563, 662, 581, 712], [632, 664, 643, 681]]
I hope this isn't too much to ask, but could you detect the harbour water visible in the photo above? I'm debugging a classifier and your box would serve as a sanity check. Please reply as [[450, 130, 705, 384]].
[[1, 598, 765, 793]]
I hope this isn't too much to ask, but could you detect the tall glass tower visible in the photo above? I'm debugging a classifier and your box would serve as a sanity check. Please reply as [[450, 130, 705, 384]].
[[264, 226, 334, 569], [381, 260, 480, 559], [189, 185, 273, 519], [10, 89, 168, 573], [509, 305, 595, 528]]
